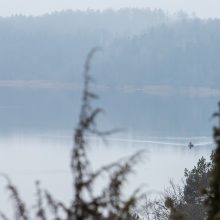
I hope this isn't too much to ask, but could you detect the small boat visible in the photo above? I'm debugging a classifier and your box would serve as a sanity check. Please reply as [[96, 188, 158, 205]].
[[188, 142, 194, 149]]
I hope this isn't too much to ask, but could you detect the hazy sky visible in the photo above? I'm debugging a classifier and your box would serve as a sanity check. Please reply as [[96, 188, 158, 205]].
[[0, 0, 219, 18]]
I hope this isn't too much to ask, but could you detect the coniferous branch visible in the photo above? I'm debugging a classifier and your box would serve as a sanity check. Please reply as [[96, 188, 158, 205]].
[[34, 181, 47, 220], [0, 173, 29, 220], [69, 48, 145, 219], [44, 190, 65, 220], [0, 212, 10, 220]]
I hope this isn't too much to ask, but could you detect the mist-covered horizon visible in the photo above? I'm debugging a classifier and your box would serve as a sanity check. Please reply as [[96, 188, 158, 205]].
[[0, 0, 220, 19], [0, 8, 213, 19]]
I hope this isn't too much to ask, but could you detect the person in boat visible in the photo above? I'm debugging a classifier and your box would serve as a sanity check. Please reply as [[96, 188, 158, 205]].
[[188, 142, 194, 149]]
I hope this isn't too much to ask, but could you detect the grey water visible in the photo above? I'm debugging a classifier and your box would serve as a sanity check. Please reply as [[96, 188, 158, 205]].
[[0, 132, 214, 214]]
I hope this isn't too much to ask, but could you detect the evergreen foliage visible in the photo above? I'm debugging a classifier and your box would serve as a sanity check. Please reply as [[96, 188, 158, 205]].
[[206, 102, 220, 220]]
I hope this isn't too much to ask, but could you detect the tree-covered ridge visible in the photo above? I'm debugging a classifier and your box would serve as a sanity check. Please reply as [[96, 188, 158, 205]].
[[0, 9, 220, 87], [0, 8, 178, 36]]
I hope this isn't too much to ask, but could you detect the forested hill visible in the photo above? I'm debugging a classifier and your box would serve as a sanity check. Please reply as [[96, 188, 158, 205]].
[[0, 9, 219, 86], [0, 9, 219, 135], [0, 9, 220, 86]]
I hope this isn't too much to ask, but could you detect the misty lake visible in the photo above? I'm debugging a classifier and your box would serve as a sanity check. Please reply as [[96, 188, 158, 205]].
[[0, 132, 214, 214], [1, 6, 220, 219]]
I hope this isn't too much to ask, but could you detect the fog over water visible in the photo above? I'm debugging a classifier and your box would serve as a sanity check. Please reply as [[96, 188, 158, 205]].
[[0, 133, 214, 214]]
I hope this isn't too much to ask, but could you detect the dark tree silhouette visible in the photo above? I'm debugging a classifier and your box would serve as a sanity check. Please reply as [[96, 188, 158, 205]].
[[206, 102, 220, 220]]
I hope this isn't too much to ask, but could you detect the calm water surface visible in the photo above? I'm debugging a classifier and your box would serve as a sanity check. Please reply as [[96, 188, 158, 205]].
[[0, 133, 214, 214]]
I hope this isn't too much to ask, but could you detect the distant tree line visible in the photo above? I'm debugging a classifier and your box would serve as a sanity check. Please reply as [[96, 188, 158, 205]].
[[0, 9, 220, 87]]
